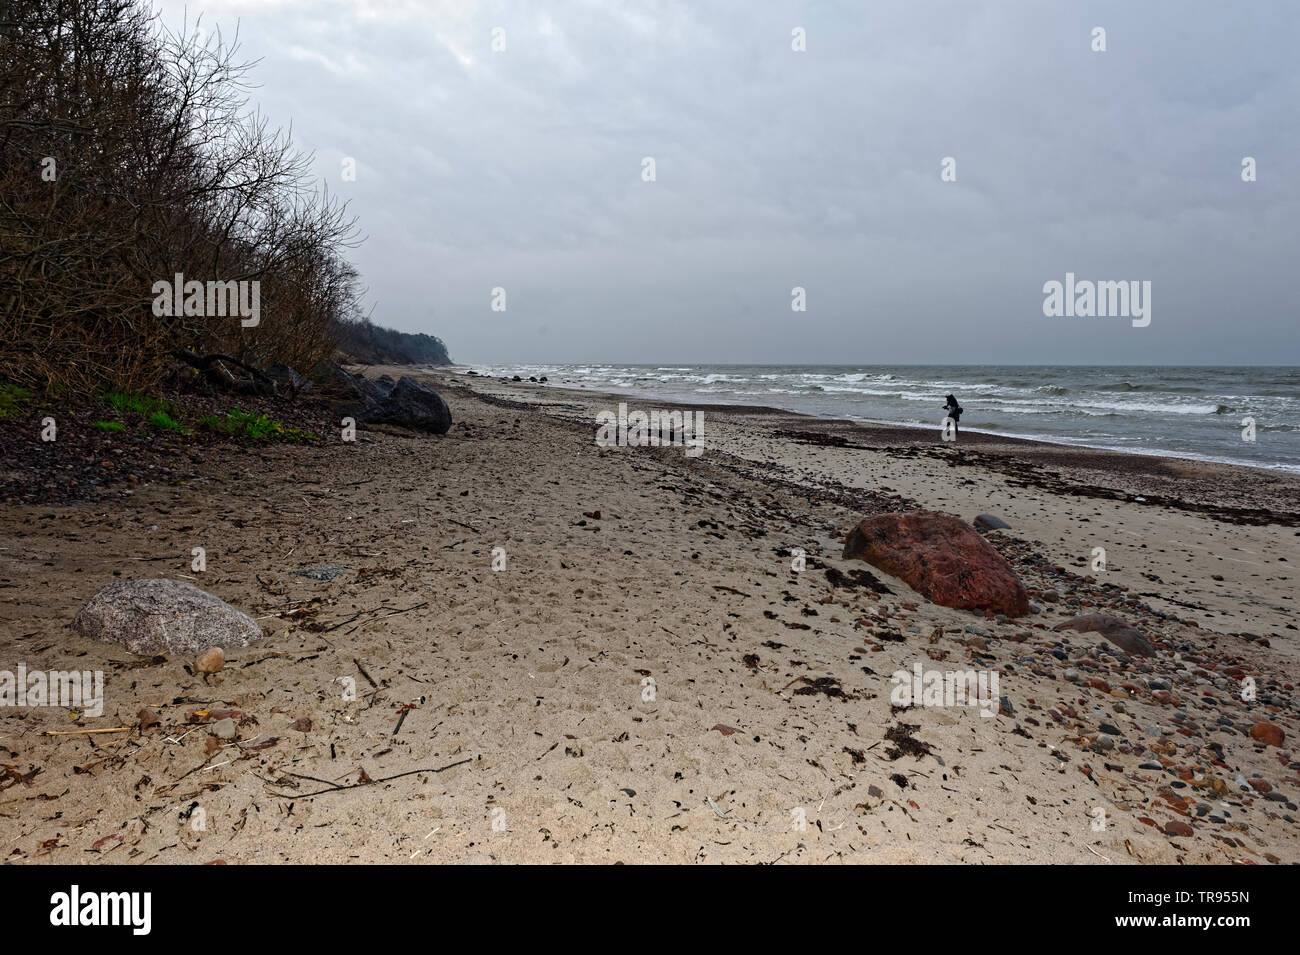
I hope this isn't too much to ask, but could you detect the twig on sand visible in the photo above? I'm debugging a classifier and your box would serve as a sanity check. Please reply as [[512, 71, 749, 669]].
[[266, 757, 473, 798], [324, 601, 428, 635], [393, 704, 415, 736], [374, 601, 428, 621], [42, 727, 131, 737], [283, 770, 347, 787], [322, 610, 369, 633], [353, 658, 379, 688]]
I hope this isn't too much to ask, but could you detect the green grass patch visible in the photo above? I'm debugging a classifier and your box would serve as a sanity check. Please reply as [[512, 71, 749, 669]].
[[146, 410, 189, 433], [104, 391, 175, 418], [0, 382, 31, 420], [92, 420, 126, 432], [197, 408, 317, 443]]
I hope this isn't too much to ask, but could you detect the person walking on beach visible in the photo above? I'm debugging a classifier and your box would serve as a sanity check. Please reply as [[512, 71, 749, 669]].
[[942, 393, 963, 438]]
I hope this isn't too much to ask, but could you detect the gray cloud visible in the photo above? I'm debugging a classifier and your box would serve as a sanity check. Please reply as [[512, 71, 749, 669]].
[[159, 0, 1300, 364]]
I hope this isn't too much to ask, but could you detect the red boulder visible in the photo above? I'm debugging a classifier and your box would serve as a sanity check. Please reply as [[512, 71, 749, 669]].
[[1250, 722, 1285, 747], [842, 511, 1029, 617]]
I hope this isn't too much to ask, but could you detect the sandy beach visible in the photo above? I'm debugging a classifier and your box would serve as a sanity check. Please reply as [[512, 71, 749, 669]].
[[1, 367, 1297, 864]]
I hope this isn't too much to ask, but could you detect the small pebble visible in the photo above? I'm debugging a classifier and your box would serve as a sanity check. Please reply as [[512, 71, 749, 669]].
[[196, 647, 224, 674]]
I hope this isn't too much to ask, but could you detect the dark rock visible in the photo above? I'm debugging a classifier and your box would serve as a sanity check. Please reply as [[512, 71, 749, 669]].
[[842, 511, 1029, 617], [311, 364, 453, 435], [973, 513, 1011, 532], [266, 363, 312, 396], [366, 376, 453, 435], [312, 361, 383, 416]]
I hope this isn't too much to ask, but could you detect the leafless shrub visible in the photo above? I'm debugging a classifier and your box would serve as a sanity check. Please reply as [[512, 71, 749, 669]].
[[0, 0, 362, 396]]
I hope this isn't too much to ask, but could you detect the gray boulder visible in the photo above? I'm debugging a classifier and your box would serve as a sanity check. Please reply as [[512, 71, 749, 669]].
[[974, 513, 1012, 532], [73, 579, 262, 655], [1052, 613, 1155, 657], [366, 375, 453, 434]]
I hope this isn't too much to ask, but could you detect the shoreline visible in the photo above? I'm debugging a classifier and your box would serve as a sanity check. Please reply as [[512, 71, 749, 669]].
[[451, 366, 1300, 477], [445, 369, 1300, 529]]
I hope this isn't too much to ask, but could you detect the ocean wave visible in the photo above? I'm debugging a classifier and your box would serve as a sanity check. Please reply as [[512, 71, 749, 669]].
[[474, 364, 1300, 471], [987, 397, 1226, 416]]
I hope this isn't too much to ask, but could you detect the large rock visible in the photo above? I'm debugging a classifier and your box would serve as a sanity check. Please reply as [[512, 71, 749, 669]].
[[366, 375, 452, 435], [1249, 721, 1285, 747], [312, 361, 382, 411], [310, 363, 451, 435], [973, 513, 1011, 532], [73, 579, 262, 655], [842, 511, 1029, 617], [1053, 614, 1155, 656]]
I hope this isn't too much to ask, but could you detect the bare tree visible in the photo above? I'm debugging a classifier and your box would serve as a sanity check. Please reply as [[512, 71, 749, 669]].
[[1, 0, 363, 395]]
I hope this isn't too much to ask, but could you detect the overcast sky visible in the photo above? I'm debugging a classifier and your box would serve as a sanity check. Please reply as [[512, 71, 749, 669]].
[[156, 1, 1299, 365]]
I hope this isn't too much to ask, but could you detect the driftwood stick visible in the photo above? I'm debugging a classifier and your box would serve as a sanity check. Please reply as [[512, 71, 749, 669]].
[[171, 348, 278, 395], [172, 348, 275, 383], [42, 726, 131, 736]]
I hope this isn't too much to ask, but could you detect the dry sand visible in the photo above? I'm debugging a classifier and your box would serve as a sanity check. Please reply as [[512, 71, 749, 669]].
[[1, 367, 1297, 864]]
